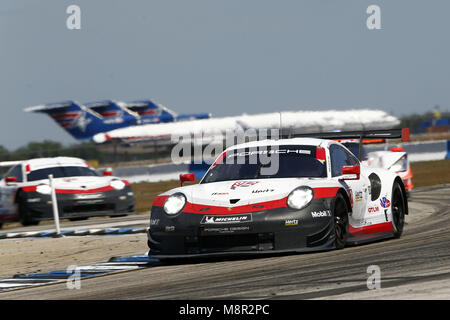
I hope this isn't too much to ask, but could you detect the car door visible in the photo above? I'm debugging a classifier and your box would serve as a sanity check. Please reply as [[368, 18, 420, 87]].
[[329, 143, 369, 220]]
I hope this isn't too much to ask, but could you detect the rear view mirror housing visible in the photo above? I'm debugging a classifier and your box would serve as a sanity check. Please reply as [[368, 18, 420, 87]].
[[341, 165, 360, 180], [5, 176, 17, 183], [180, 173, 195, 186]]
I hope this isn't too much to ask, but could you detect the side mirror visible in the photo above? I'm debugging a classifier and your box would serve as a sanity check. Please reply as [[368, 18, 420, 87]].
[[341, 165, 360, 180], [5, 176, 17, 183], [180, 173, 195, 186], [103, 170, 113, 176]]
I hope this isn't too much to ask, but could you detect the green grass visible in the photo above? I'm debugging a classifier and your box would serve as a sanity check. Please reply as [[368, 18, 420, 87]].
[[410, 159, 450, 188]]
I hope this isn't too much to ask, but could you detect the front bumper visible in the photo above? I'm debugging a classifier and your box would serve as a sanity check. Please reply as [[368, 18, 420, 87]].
[[148, 198, 337, 258], [20, 186, 135, 220]]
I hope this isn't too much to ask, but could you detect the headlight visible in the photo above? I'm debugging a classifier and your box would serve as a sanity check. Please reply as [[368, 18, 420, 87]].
[[163, 193, 186, 215], [110, 179, 126, 190], [36, 184, 52, 195], [287, 187, 314, 210]]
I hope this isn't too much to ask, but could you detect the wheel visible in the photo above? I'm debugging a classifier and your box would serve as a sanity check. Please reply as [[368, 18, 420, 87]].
[[0, 222, 3, 229], [391, 181, 406, 238], [333, 193, 349, 249], [17, 192, 39, 226]]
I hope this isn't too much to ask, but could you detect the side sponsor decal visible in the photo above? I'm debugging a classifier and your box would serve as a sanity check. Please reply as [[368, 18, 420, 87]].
[[230, 181, 259, 190], [355, 191, 363, 202], [368, 206, 379, 213], [285, 219, 299, 226], [311, 210, 331, 218], [380, 197, 391, 208], [252, 189, 274, 194]]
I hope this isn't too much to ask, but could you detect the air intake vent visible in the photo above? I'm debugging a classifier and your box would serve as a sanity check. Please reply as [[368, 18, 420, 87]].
[[229, 199, 240, 204]]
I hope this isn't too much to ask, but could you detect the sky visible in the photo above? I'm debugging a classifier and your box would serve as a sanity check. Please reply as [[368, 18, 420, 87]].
[[1, 0, 449, 150]]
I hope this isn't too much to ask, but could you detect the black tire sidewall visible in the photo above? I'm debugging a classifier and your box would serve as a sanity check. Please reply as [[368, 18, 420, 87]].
[[392, 182, 406, 238], [333, 193, 349, 249], [17, 191, 38, 226]]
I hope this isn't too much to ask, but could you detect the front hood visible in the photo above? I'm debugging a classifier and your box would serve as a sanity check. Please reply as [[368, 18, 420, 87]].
[[175, 178, 321, 207], [29, 176, 117, 190]]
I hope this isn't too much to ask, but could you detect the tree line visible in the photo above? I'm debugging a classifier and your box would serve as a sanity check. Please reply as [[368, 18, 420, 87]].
[[0, 111, 448, 164]]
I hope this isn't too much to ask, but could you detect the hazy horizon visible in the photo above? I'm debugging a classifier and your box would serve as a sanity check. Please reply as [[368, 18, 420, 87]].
[[1, 1, 449, 149]]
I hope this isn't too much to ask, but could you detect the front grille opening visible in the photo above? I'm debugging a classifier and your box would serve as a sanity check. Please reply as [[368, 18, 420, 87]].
[[186, 233, 274, 254], [63, 203, 115, 214]]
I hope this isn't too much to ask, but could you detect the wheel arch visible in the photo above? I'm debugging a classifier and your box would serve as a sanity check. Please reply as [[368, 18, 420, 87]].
[[336, 188, 352, 214], [14, 188, 24, 204], [394, 176, 409, 215]]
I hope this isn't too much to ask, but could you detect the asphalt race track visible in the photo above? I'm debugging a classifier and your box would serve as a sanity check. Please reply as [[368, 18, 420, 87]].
[[1, 185, 449, 299]]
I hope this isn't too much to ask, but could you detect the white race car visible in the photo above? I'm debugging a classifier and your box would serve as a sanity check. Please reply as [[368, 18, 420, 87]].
[[147, 130, 409, 258], [340, 141, 414, 195], [0, 157, 135, 228], [366, 147, 414, 194]]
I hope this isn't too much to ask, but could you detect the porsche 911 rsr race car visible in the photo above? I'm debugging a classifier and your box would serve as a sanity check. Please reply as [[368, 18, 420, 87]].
[[147, 137, 408, 259], [0, 157, 135, 228], [341, 141, 414, 194], [366, 148, 413, 194]]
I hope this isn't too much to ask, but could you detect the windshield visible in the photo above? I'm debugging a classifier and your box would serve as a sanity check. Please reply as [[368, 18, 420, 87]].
[[390, 155, 408, 172], [342, 142, 367, 160], [27, 166, 99, 181], [201, 145, 326, 184]]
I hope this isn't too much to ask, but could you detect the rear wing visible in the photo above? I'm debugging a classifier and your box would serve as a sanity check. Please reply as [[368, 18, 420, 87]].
[[282, 128, 410, 161], [286, 128, 409, 141]]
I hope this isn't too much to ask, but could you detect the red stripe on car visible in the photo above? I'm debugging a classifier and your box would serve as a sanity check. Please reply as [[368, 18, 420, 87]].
[[183, 197, 288, 215], [152, 195, 169, 207], [349, 222, 393, 236], [22, 186, 37, 192], [313, 187, 339, 199]]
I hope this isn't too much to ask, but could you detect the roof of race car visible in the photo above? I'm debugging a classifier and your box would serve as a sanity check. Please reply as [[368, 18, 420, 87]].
[[21, 157, 88, 171], [224, 137, 330, 151]]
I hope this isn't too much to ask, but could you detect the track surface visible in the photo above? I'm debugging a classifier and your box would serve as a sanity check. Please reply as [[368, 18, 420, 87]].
[[2, 185, 449, 299], [1, 213, 148, 233]]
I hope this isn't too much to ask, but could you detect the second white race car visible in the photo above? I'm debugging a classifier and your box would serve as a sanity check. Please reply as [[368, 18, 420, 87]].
[[0, 157, 135, 228]]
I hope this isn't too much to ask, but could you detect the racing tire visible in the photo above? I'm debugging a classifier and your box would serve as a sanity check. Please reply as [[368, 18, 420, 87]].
[[333, 193, 349, 249], [17, 192, 39, 226], [391, 181, 406, 239]]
